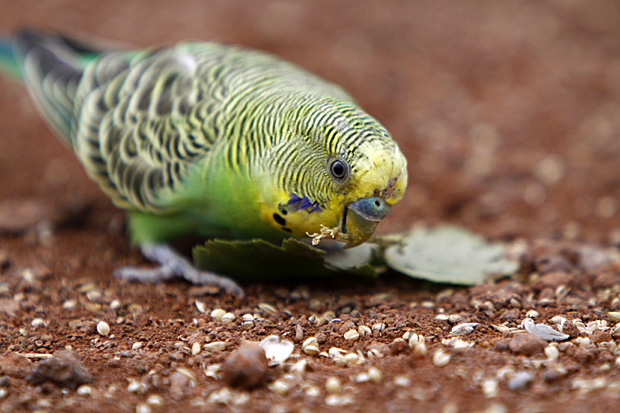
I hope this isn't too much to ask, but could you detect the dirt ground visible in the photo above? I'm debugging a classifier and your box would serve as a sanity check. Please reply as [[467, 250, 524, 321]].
[[2, 1, 620, 412]]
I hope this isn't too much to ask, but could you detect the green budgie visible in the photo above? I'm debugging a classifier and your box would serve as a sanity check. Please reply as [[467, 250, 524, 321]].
[[0, 30, 408, 297]]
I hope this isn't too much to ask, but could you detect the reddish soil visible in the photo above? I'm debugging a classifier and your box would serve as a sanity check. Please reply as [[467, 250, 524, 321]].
[[2, 1, 620, 412]]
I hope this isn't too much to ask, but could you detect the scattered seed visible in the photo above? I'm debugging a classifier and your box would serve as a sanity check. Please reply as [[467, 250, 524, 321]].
[[260, 335, 294, 366], [525, 310, 539, 318], [76, 384, 92, 395], [302, 337, 320, 356], [481, 378, 499, 398], [135, 403, 151, 413], [0, 388, 6, 399], [394, 375, 411, 386], [372, 323, 386, 332], [97, 321, 110, 336], [367, 367, 383, 384], [222, 312, 235, 323], [435, 314, 450, 321], [191, 341, 201, 356], [211, 308, 225, 322], [203, 341, 227, 351], [305, 385, 321, 397], [408, 333, 424, 348], [269, 379, 290, 395], [258, 302, 278, 315], [325, 376, 341, 393], [450, 322, 478, 336], [491, 324, 511, 334], [132, 342, 143, 350], [448, 314, 463, 324], [544, 344, 560, 360], [109, 300, 121, 311], [358, 325, 371, 337], [609, 312, 620, 322], [344, 352, 363, 366], [62, 299, 77, 309], [549, 316, 567, 325], [344, 329, 360, 341], [432, 349, 451, 367], [195, 300, 207, 314], [31, 318, 47, 328], [146, 394, 163, 407]]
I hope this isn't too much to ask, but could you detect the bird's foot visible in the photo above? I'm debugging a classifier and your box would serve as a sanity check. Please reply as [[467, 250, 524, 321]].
[[114, 243, 245, 298]]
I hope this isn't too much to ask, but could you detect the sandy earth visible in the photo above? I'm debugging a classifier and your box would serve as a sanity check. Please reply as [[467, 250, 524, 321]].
[[2, 1, 620, 412]]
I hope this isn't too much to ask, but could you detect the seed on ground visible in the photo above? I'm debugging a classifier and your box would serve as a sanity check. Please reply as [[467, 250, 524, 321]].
[[222, 312, 235, 323], [358, 325, 371, 337], [325, 377, 341, 393], [211, 308, 225, 322], [191, 341, 201, 356], [269, 379, 290, 395], [195, 300, 207, 313], [132, 342, 143, 350], [432, 349, 451, 367], [97, 321, 110, 336], [76, 385, 92, 395], [203, 341, 227, 351], [368, 367, 383, 384], [344, 329, 360, 341]]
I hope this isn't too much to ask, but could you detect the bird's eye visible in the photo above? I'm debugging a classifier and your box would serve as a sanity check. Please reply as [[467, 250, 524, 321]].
[[329, 159, 349, 181]]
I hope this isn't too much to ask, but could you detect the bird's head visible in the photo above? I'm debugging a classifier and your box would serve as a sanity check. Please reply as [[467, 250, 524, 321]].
[[259, 97, 407, 248]]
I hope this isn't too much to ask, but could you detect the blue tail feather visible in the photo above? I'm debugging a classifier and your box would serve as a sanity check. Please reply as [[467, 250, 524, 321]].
[[0, 35, 21, 79]]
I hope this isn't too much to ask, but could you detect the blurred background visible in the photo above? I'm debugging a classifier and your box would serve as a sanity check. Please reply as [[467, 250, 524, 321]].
[[1, 0, 620, 243]]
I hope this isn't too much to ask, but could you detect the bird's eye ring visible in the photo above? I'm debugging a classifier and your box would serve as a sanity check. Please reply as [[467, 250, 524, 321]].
[[329, 158, 349, 181]]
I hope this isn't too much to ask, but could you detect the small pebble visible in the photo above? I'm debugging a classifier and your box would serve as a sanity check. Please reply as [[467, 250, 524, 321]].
[[220, 343, 268, 389], [97, 321, 110, 336], [508, 333, 546, 356], [27, 349, 92, 389]]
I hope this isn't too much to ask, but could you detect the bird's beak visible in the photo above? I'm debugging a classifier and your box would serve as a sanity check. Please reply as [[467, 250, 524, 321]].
[[343, 196, 392, 248]]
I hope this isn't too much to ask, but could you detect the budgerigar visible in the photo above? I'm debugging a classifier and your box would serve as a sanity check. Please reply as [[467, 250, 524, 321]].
[[0, 30, 408, 297]]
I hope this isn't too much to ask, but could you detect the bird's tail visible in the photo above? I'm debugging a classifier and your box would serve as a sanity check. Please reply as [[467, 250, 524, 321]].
[[0, 35, 21, 79]]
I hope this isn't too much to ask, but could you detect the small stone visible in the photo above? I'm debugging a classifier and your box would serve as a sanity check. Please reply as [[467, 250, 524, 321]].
[[169, 371, 191, 401], [27, 350, 92, 389], [508, 333, 546, 356], [96, 321, 110, 336], [389, 338, 409, 355], [220, 343, 269, 389], [533, 272, 574, 291]]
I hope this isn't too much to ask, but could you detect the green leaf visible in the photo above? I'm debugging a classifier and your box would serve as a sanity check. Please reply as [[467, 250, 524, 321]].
[[192, 238, 378, 282], [383, 225, 519, 285]]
